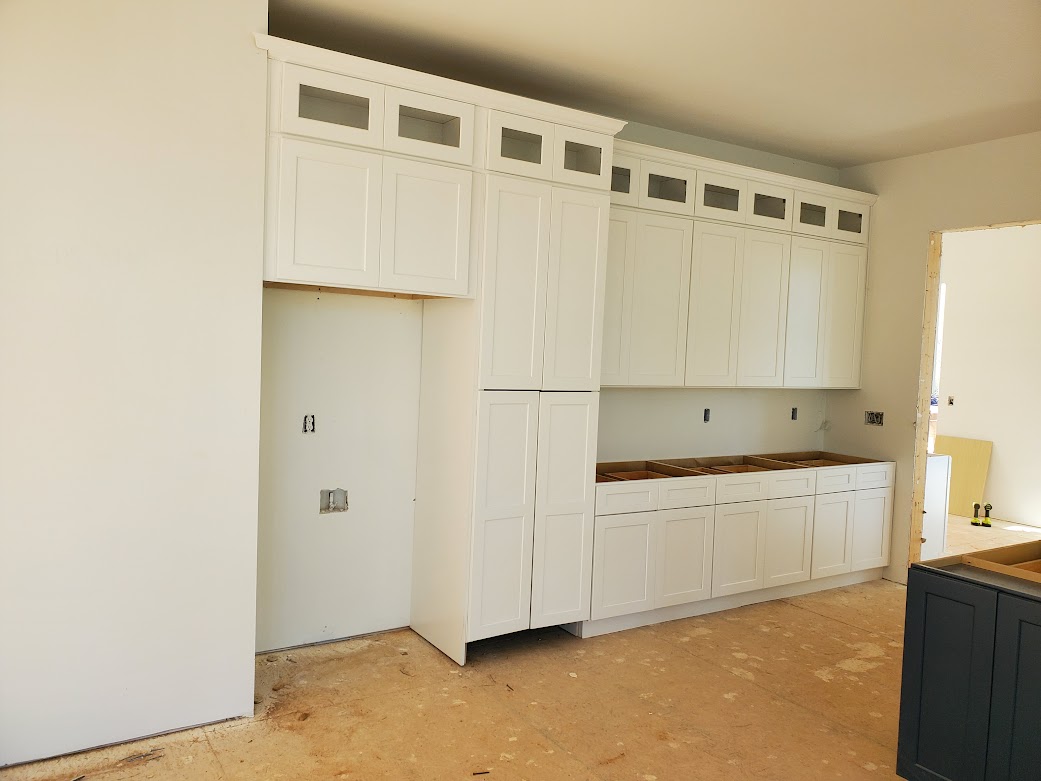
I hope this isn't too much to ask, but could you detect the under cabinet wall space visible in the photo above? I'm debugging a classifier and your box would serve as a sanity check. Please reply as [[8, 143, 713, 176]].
[[280, 64, 385, 148], [383, 87, 474, 165]]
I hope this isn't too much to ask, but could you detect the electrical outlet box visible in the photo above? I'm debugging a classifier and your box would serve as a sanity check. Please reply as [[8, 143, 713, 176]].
[[320, 488, 348, 513], [864, 411, 884, 426], [791, 407, 798, 421], [948, 396, 955, 406], [703, 408, 711, 423]]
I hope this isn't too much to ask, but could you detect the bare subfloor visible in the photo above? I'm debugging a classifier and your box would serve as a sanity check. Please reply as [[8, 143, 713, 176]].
[[7, 581, 907, 781]]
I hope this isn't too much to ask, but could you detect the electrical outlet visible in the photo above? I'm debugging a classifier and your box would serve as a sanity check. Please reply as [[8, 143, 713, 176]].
[[703, 408, 711, 423], [864, 411, 884, 426], [302, 414, 316, 433], [320, 488, 348, 513], [791, 407, 798, 421], [948, 396, 955, 406]]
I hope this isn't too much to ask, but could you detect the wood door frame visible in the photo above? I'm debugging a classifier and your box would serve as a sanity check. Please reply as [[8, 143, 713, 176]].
[[908, 220, 1041, 565]]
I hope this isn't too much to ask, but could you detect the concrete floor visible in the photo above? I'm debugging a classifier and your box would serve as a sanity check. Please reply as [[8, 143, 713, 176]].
[[942, 513, 1041, 556], [6, 580, 908, 781]]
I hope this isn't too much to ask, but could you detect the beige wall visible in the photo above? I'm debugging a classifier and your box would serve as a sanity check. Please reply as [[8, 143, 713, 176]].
[[0, 0, 267, 765], [935, 224, 1041, 526], [827, 131, 1041, 583]]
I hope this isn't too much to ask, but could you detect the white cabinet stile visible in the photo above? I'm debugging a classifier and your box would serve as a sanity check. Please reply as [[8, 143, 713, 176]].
[[711, 500, 768, 597], [811, 491, 856, 578], [379, 157, 472, 295], [479, 176, 551, 390], [600, 209, 637, 385], [686, 222, 744, 386], [543, 189, 610, 391], [467, 392, 539, 642], [736, 230, 791, 387], [764, 496, 814, 587], [530, 392, 599, 628]]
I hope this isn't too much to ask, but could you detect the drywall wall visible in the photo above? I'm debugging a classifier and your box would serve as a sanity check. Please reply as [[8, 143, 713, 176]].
[[935, 224, 1041, 526], [597, 388, 826, 461], [618, 122, 843, 186], [0, 0, 267, 766], [257, 289, 421, 651], [828, 131, 1041, 583]]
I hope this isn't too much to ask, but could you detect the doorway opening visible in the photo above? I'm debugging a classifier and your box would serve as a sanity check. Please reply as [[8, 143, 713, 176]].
[[910, 222, 1041, 563]]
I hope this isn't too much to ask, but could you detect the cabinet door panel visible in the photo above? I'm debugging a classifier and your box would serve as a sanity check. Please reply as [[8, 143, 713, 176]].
[[823, 243, 867, 388], [686, 222, 743, 386], [530, 393, 598, 627], [467, 392, 539, 642], [832, 198, 870, 244], [784, 237, 828, 387], [488, 111, 553, 180], [736, 230, 790, 387], [711, 500, 768, 597], [553, 126, 611, 190], [543, 189, 610, 390], [851, 487, 893, 571], [793, 191, 833, 239], [383, 87, 474, 165], [479, 176, 552, 390], [695, 170, 747, 224], [280, 63, 384, 148], [747, 181, 794, 231], [764, 497, 814, 587], [591, 512, 655, 620], [627, 213, 693, 386], [811, 491, 855, 578], [600, 209, 637, 385], [638, 160, 696, 215], [610, 154, 641, 207], [987, 594, 1041, 781], [656, 507, 714, 607], [380, 157, 471, 295], [898, 568, 996, 781], [273, 138, 382, 288]]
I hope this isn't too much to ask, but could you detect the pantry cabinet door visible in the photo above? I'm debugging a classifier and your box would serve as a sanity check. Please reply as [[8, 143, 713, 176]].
[[812, 491, 856, 579], [543, 189, 610, 391], [685, 222, 743, 386], [272, 138, 382, 288], [600, 209, 637, 386], [627, 212, 693, 386], [822, 243, 867, 388], [784, 237, 828, 387], [479, 176, 552, 390], [379, 157, 472, 295], [467, 392, 539, 642], [591, 512, 656, 620], [655, 507, 715, 608], [764, 496, 814, 588], [530, 392, 599, 628], [852, 487, 894, 571], [711, 500, 768, 597], [736, 230, 790, 387]]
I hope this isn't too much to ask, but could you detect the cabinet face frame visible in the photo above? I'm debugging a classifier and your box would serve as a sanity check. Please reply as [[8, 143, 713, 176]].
[[610, 154, 642, 207], [638, 160, 697, 215], [553, 126, 612, 190], [272, 137, 383, 288], [467, 391, 539, 642], [280, 63, 385, 148], [478, 176, 552, 390], [746, 180, 795, 231], [600, 208, 637, 385], [591, 511, 656, 620], [487, 111, 554, 180], [383, 87, 475, 165], [379, 156, 472, 295], [695, 170, 749, 224]]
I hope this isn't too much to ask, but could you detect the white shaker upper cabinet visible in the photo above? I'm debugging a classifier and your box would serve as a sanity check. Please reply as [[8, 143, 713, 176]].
[[379, 157, 472, 295], [638, 160, 696, 216], [747, 181, 795, 231], [553, 126, 611, 190], [530, 392, 599, 628], [383, 87, 475, 166], [685, 222, 743, 387], [467, 391, 539, 642], [627, 212, 694, 386], [695, 171, 748, 224], [793, 191, 833, 239], [479, 176, 552, 390], [271, 137, 383, 288], [279, 63, 384, 148], [543, 189, 610, 391], [833, 199, 870, 244], [609, 154, 641, 208], [736, 230, 791, 387], [822, 243, 867, 388], [600, 209, 637, 386], [784, 236, 829, 388], [487, 111, 554, 181]]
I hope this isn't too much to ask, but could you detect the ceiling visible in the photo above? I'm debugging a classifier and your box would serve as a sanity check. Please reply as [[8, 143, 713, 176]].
[[269, 0, 1041, 168]]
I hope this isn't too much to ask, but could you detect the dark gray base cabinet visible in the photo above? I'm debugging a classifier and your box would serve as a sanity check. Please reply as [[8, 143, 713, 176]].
[[898, 565, 1041, 781]]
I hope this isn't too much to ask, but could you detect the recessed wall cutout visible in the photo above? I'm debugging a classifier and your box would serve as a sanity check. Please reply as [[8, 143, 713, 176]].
[[864, 411, 884, 426], [791, 407, 798, 421], [703, 408, 711, 423]]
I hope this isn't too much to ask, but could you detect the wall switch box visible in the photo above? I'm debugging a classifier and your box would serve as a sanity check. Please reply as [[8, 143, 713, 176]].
[[864, 411, 884, 426], [703, 408, 711, 423], [320, 488, 348, 513], [948, 396, 955, 406]]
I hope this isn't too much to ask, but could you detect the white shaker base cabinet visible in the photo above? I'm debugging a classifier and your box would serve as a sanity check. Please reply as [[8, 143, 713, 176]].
[[467, 391, 539, 642], [763, 496, 814, 588], [851, 486, 894, 571], [530, 392, 599, 628], [811, 491, 856, 579], [273, 138, 383, 288], [711, 500, 768, 597], [379, 157, 472, 296]]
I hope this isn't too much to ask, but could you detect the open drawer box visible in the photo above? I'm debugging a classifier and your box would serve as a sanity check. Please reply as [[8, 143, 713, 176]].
[[960, 541, 1041, 586]]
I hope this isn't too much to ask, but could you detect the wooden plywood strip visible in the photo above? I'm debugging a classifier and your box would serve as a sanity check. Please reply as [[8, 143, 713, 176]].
[[933, 435, 993, 517]]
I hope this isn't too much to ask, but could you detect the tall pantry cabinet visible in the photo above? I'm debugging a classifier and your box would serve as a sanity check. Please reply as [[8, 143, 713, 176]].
[[411, 108, 620, 664]]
